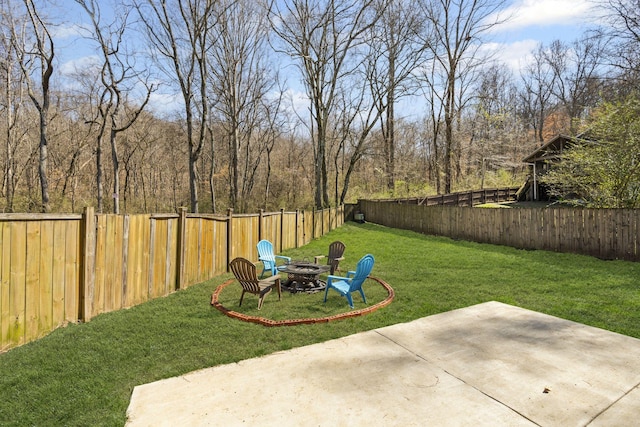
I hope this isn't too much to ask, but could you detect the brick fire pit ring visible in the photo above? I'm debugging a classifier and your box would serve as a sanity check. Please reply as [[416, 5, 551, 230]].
[[210, 276, 394, 326]]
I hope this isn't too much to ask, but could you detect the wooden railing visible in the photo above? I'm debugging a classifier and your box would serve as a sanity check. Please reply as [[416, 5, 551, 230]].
[[0, 206, 344, 352], [374, 187, 519, 207]]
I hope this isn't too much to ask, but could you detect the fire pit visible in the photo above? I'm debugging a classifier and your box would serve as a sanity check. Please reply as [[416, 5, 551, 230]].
[[277, 261, 331, 293]]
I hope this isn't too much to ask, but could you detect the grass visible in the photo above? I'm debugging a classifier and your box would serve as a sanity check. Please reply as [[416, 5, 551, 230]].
[[1, 222, 639, 426]]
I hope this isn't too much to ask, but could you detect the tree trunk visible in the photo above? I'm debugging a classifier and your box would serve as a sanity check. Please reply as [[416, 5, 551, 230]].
[[38, 102, 50, 213], [444, 82, 454, 194], [315, 119, 325, 209], [110, 128, 120, 214]]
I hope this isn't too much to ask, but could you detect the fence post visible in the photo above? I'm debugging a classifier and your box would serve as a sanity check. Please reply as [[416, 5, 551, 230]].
[[280, 208, 285, 252], [302, 210, 306, 245], [81, 206, 96, 322], [295, 209, 299, 248], [227, 208, 233, 270], [258, 209, 263, 241], [176, 207, 187, 290]]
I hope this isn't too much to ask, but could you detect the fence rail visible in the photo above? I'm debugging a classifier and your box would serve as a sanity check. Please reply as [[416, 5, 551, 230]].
[[358, 200, 639, 262], [1, 206, 344, 352], [374, 187, 519, 207]]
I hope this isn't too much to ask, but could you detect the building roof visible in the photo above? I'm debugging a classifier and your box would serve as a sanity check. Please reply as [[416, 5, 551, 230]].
[[522, 133, 590, 164]]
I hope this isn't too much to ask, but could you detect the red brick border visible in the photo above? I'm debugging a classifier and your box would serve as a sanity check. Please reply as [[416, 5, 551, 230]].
[[210, 276, 395, 326]]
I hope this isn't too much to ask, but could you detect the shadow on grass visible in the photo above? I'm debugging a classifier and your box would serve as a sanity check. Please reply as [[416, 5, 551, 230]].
[[211, 276, 395, 326]]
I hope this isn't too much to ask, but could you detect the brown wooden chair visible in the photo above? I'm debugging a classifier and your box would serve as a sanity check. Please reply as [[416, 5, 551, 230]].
[[229, 257, 281, 309], [314, 241, 346, 275]]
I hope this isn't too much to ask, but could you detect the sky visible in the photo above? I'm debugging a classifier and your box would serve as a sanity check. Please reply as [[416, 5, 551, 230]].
[[487, 0, 599, 71], [49, 0, 601, 117]]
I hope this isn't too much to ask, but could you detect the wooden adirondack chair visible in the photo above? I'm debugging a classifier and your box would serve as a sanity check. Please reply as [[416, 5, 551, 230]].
[[229, 257, 281, 309], [314, 241, 346, 275]]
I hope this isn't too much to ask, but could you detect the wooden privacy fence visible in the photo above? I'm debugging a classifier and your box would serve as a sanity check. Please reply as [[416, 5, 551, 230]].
[[0, 205, 344, 352], [358, 200, 639, 262]]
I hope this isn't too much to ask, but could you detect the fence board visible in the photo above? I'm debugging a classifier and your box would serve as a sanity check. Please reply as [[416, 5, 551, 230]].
[[103, 216, 117, 312], [304, 211, 313, 245], [123, 215, 133, 306], [1, 223, 10, 350], [202, 219, 213, 280], [94, 216, 106, 316], [212, 220, 225, 274], [25, 222, 41, 342], [113, 216, 125, 311], [39, 221, 54, 336], [135, 215, 151, 302], [140, 216, 151, 300], [51, 222, 66, 327], [150, 218, 166, 299], [166, 218, 178, 293], [185, 216, 200, 286], [64, 221, 80, 322], [9, 222, 27, 347]]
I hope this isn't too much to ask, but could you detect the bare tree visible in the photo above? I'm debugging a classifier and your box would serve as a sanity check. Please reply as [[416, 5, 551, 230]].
[[76, 0, 154, 214], [268, 0, 383, 208], [418, 0, 508, 194], [209, 0, 278, 212], [367, 0, 430, 193], [333, 80, 384, 206], [13, 0, 54, 212], [134, 0, 217, 213], [518, 43, 557, 144], [544, 37, 606, 134], [599, 0, 640, 75], [468, 63, 521, 188], [0, 3, 28, 212], [257, 87, 286, 210], [589, 0, 640, 98], [418, 54, 445, 193]]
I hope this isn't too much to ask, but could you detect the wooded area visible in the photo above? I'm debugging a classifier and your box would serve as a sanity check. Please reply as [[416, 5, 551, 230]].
[[1, 0, 638, 214], [0, 205, 343, 351]]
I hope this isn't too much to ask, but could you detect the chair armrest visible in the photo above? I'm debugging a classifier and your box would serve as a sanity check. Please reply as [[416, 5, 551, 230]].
[[260, 274, 281, 284], [275, 255, 291, 263], [346, 270, 355, 278], [314, 255, 326, 263], [335, 256, 345, 262], [326, 274, 351, 286]]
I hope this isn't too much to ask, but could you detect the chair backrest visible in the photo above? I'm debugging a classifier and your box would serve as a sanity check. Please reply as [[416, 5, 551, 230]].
[[257, 240, 276, 263], [348, 254, 374, 291], [229, 257, 261, 293], [327, 241, 346, 274], [327, 241, 345, 261]]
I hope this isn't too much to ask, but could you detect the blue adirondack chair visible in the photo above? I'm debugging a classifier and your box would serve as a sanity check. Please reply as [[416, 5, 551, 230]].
[[257, 239, 292, 278], [323, 254, 374, 309]]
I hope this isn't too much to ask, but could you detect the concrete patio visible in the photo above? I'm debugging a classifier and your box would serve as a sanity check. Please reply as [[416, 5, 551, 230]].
[[126, 301, 640, 426]]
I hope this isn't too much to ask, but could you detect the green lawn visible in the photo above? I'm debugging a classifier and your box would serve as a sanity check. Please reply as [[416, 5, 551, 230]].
[[1, 222, 639, 426]]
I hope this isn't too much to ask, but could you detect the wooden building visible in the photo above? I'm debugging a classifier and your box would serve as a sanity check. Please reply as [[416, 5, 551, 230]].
[[518, 134, 588, 201]]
